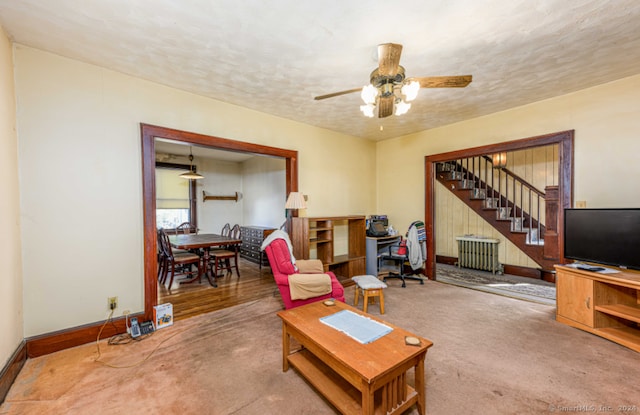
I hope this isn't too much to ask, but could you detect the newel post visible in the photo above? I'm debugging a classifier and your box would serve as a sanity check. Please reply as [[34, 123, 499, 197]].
[[543, 185, 559, 261]]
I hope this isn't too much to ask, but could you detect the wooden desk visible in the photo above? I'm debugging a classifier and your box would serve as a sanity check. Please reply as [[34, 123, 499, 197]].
[[277, 301, 433, 415], [169, 233, 241, 287]]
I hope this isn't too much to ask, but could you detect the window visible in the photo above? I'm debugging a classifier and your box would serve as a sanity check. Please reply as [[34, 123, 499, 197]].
[[155, 164, 197, 229]]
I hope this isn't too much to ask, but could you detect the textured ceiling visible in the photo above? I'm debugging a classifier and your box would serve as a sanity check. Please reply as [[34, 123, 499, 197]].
[[1, 0, 640, 141]]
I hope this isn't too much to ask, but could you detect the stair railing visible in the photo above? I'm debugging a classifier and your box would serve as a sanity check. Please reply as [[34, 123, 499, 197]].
[[440, 156, 546, 245], [498, 158, 545, 244]]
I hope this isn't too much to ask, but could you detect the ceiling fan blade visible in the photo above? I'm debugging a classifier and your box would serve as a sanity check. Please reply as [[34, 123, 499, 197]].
[[378, 43, 403, 77], [409, 75, 473, 88], [378, 95, 394, 118], [314, 88, 362, 100]]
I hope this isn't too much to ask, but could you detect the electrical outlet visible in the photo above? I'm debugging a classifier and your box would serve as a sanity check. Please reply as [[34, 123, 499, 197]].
[[108, 296, 118, 310]]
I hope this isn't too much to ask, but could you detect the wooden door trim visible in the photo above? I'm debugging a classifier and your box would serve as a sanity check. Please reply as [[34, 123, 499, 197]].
[[141, 123, 298, 321], [424, 130, 574, 279]]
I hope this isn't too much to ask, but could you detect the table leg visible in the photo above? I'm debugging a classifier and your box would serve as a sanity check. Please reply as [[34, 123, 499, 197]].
[[177, 267, 201, 284], [362, 384, 375, 415], [415, 353, 426, 415], [282, 323, 290, 372], [203, 248, 218, 288]]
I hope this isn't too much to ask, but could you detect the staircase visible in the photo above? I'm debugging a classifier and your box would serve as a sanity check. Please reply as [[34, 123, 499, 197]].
[[436, 157, 559, 275]]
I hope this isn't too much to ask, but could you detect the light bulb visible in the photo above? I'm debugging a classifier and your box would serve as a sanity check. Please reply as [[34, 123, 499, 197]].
[[361, 84, 379, 104], [360, 104, 375, 118], [401, 81, 420, 102], [395, 100, 411, 116]]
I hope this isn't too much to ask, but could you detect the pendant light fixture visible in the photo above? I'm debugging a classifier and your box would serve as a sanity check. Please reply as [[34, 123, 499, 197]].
[[179, 147, 204, 180]]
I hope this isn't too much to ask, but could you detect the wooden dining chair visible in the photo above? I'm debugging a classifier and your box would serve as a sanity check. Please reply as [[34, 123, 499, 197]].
[[157, 229, 166, 282], [176, 222, 198, 234], [209, 222, 233, 254], [209, 223, 232, 254], [158, 229, 202, 291], [209, 224, 241, 279]]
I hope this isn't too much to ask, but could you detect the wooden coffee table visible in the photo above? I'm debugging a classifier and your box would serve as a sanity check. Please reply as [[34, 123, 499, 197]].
[[277, 301, 433, 415]]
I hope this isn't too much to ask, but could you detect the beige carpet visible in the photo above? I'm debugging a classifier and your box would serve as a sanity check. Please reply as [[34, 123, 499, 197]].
[[2, 281, 639, 414]]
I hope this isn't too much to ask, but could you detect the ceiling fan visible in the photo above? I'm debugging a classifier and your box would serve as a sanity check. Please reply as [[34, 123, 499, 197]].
[[314, 43, 472, 118]]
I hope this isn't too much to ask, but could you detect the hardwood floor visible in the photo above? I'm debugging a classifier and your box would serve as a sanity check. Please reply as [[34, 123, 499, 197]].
[[158, 257, 281, 321]]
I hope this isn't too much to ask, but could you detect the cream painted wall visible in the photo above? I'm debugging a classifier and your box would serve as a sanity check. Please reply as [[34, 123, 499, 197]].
[[0, 28, 23, 367], [197, 158, 244, 233], [14, 45, 376, 337], [241, 156, 286, 229], [377, 75, 640, 255]]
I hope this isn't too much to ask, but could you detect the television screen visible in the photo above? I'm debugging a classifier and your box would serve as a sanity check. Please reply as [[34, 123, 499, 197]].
[[564, 208, 640, 270]]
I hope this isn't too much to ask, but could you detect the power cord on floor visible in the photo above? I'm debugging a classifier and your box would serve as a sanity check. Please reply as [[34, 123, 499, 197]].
[[106, 310, 151, 345], [93, 309, 185, 369], [94, 299, 267, 369]]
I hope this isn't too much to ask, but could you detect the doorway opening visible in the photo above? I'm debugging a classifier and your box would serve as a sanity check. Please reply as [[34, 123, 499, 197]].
[[141, 123, 298, 321], [424, 130, 574, 282]]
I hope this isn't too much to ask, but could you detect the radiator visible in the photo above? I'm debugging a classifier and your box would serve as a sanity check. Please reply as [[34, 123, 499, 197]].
[[456, 236, 500, 274]]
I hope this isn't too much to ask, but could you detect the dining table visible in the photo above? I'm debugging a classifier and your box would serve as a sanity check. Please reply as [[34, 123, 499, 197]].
[[168, 233, 242, 288]]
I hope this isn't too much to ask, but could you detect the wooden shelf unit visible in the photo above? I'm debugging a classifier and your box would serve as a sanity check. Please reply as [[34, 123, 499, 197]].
[[287, 349, 419, 415], [555, 265, 640, 353], [291, 216, 366, 284]]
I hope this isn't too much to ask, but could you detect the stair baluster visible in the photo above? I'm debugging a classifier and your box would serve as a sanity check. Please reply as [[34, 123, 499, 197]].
[[437, 154, 556, 274]]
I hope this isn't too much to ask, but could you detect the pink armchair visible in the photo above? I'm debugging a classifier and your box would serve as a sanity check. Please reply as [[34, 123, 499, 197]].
[[263, 237, 345, 309]]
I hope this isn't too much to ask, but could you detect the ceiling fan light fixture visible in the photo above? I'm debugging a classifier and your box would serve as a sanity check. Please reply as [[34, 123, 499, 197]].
[[361, 84, 378, 104], [360, 103, 375, 118], [401, 80, 420, 102], [313, 43, 471, 119], [394, 100, 411, 116]]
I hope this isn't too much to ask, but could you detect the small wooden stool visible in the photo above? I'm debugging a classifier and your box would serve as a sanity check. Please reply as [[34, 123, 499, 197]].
[[352, 275, 388, 314]]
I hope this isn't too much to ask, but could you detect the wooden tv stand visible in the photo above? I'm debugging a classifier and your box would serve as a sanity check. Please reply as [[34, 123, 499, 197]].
[[555, 265, 640, 353]]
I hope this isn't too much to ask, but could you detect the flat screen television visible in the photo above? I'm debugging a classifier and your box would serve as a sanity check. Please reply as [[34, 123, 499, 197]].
[[564, 208, 640, 270]]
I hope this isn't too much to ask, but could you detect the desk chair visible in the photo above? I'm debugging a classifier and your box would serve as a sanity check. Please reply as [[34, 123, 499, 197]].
[[379, 237, 425, 288]]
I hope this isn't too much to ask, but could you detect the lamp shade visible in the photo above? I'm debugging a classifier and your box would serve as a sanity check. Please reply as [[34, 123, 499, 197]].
[[401, 80, 420, 101], [360, 103, 375, 118], [179, 170, 204, 180], [285, 192, 307, 209], [361, 84, 378, 105], [394, 100, 411, 116]]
